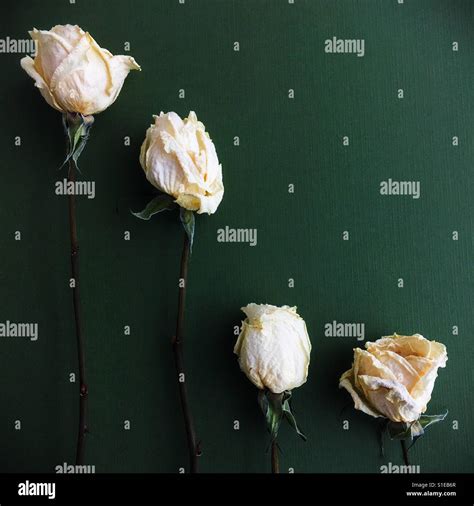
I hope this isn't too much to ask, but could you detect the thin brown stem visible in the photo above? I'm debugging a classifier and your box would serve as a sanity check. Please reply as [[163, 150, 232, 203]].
[[172, 231, 200, 473], [68, 158, 88, 465], [271, 439, 279, 474], [401, 439, 409, 466]]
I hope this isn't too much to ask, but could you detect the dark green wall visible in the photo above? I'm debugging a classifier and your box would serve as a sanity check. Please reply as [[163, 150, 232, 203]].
[[0, 0, 472, 473]]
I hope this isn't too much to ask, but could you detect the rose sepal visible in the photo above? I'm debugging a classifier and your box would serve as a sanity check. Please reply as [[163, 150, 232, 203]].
[[258, 389, 306, 442], [131, 193, 177, 220], [386, 410, 448, 446], [179, 208, 195, 252], [61, 112, 94, 170]]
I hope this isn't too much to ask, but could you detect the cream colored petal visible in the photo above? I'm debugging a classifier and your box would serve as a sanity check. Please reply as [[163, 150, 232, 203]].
[[235, 305, 311, 393], [139, 126, 153, 173], [50, 32, 140, 115], [195, 188, 224, 214], [358, 375, 421, 422], [171, 180, 221, 213], [50, 24, 84, 45], [242, 303, 297, 325], [29, 27, 77, 83], [144, 133, 186, 196], [187, 110, 198, 123], [174, 194, 201, 212], [48, 32, 101, 113], [234, 322, 266, 390], [153, 111, 184, 136], [368, 334, 436, 359], [258, 311, 310, 393], [179, 112, 202, 153], [141, 111, 222, 214], [180, 175, 224, 215], [424, 339, 448, 363], [369, 349, 421, 392], [20, 56, 63, 112], [406, 343, 445, 399], [196, 128, 220, 185], [241, 303, 270, 324], [233, 321, 246, 356], [353, 348, 397, 390], [184, 113, 221, 190], [403, 355, 433, 376], [160, 131, 210, 191], [102, 53, 141, 106], [339, 369, 382, 418], [409, 359, 445, 410]]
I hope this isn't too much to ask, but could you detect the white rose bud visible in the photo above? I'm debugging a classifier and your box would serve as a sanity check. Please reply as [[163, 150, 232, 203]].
[[139, 111, 224, 215], [234, 304, 312, 394], [20, 24, 140, 115], [339, 333, 447, 423]]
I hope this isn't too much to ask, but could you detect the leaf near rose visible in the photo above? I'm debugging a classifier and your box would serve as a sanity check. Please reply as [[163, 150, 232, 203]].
[[258, 390, 307, 443], [387, 409, 448, 445], [131, 193, 176, 220]]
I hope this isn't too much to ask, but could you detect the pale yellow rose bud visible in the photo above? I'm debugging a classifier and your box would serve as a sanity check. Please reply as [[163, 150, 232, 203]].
[[139, 111, 224, 215], [20, 24, 140, 115], [234, 304, 312, 394], [339, 333, 447, 423]]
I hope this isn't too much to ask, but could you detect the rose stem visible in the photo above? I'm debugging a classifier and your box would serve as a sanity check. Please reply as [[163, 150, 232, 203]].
[[172, 230, 200, 473], [271, 439, 280, 474], [401, 440, 410, 466], [67, 156, 88, 465]]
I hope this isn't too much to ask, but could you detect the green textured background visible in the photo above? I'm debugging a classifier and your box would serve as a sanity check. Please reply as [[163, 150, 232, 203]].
[[0, 0, 472, 473]]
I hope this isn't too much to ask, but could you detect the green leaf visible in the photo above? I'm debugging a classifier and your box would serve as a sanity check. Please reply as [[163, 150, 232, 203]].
[[61, 113, 94, 171], [180, 208, 195, 251], [418, 410, 448, 430], [282, 392, 307, 441], [258, 390, 283, 441], [72, 125, 88, 165], [387, 421, 412, 440], [131, 194, 176, 220], [258, 390, 307, 443], [387, 410, 448, 446]]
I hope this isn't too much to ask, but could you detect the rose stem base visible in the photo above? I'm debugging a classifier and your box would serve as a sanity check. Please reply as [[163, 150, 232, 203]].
[[68, 158, 88, 465], [172, 230, 200, 473], [401, 440, 410, 466], [271, 439, 280, 474]]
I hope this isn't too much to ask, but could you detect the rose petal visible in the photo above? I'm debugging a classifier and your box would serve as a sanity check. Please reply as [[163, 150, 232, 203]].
[[339, 369, 382, 418], [20, 56, 63, 112], [235, 304, 311, 393], [368, 348, 421, 392], [353, 348, 397, 390], [358, 375, 421, 422]]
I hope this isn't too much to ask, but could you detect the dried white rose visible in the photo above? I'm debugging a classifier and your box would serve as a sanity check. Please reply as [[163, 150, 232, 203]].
[[21, 24, 140, 115], [140, 111, 224, 215], [339, 333, 447, 423], [234, 303, 311, 394]]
